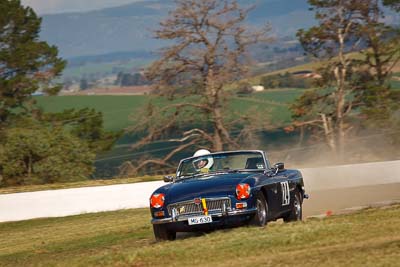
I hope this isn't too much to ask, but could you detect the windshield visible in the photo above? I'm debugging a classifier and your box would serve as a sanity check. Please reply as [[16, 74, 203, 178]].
[[177, 151, 266, 178]]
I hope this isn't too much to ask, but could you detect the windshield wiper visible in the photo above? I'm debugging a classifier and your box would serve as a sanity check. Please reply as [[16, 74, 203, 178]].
[[208, 170, 230, 175], [177, 172, 208, 180], [227, 169, 263, 173], [227, 169, 245, 173]]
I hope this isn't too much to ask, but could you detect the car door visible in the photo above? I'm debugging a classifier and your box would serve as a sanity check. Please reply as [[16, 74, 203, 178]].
[[260, 172, 287, 218], [264, 170, 292, 217], [276, 170, 293, 214], [261, 152, 291, 217]]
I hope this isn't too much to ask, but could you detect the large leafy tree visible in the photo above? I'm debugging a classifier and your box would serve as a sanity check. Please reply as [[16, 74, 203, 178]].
[[0, 0, 65, 127], [124, 0, 270, 175], [292, 0, 399, 156], [355, 0, 400, 127], [0, 1, 119, 185], [295, 0, 367, 155], [41, 108, 122, 153], [0, 124, 95, 186]]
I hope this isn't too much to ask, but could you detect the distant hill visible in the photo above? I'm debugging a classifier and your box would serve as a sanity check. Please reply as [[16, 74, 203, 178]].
[[40, 0, 314, 59]]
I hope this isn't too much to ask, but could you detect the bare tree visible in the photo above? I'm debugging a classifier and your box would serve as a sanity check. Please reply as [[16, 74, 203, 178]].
[[123, 0, 271, 175]]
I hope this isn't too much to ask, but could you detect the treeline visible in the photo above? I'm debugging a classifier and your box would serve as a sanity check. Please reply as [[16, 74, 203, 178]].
[[77, 72, 150, 91], [0, 1, 119, 187], [114, 72, 150, 87], [261, 72, 313, 89]]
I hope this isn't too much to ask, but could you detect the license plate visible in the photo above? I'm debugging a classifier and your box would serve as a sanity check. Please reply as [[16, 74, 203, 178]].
[[188, 215, 212, 225]]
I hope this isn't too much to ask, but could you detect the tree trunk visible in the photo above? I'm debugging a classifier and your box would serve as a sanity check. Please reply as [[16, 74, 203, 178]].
[[212, 106, 232, 151], [337, 77, 346, 157], [206, 66, 235, 151], [321, 113, 336, 153], [26, 155, 32, 182], [297, 125, 305, 146], [335, 18, 348, 158]]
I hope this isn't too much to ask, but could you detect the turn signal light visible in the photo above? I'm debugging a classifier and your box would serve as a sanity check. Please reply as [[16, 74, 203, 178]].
[[236, 202, 248, 209], [154, 211, 165, 218], [150, 193, 165, 208], [236, 183, 251, 200]]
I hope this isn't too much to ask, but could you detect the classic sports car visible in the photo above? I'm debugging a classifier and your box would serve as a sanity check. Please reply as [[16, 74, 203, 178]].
[[149, 150, 308, 241]]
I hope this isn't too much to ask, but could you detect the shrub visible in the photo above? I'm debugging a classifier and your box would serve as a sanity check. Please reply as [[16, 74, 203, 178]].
[[0, 126, 95, 186]]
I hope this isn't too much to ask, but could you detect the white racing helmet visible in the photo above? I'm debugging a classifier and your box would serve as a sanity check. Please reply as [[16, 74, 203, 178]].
[[192, 149, 214, 170]]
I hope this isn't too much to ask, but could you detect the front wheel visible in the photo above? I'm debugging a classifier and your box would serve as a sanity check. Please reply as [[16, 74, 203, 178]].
[[283, 190, 302, 222], [153, 224, 176, 241], [249, 192, 268, 227]]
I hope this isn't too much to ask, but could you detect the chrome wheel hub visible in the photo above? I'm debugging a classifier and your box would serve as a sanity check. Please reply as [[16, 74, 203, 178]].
[[257, 199, 266, 223], [294, 198, 301, 219]]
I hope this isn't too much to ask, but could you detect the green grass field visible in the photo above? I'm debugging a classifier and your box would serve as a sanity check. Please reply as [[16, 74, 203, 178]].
[[1, 205, 399, 266], [34, 90, 304, 178], [391, 80, 400, 89], [34, 71, 399, 178], [35, 90, 304, 133], [35, 95, 152, 132], [250, 89, 306, 103]]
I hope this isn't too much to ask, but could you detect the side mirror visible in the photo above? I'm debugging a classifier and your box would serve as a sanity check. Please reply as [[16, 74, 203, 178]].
[[163, 175, 174, 183], [274, 163, 285, 171]]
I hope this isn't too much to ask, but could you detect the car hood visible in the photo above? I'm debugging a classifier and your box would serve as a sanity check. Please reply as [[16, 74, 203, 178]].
[[161, 173, 257, 203]]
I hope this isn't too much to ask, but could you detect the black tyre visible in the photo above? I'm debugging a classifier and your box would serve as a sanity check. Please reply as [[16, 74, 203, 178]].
[[250, 192, 268, 227], [153, 224, 176, 241], [283, 190, 302, 222]]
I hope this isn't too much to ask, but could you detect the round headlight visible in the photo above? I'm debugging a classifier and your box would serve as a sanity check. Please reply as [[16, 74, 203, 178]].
[[150, 193, 165, 208], [236, 183, 251, 200]]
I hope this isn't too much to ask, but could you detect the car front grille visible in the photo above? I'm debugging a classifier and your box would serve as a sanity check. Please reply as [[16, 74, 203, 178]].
[[167, 197, 231, 216]]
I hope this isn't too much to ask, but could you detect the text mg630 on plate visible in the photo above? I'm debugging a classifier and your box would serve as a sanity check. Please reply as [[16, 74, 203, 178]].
[[188, 215, 212, 225]]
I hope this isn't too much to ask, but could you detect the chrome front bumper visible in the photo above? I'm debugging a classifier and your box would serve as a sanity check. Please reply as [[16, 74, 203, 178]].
[[151, 208, 257, 225]]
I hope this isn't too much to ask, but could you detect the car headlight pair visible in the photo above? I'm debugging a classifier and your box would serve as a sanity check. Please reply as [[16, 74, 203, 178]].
[[150, 184, 251, 209]]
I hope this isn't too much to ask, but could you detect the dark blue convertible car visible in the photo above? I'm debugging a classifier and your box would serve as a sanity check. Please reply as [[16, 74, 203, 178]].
[[149, 150, 308, 241]]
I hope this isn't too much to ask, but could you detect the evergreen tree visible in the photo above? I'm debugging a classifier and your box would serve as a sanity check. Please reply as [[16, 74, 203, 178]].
[[293, 0, 399, 156], [0, 1, 119, 185], [355, 0, 400, 128], [79, 78, 89, 90], [41, 108, 121, 153], [0, 121, 95, 186], [0, 0, 65, 127]]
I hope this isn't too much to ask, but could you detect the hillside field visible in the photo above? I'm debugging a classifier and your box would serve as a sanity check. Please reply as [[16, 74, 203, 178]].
[[34, 82, 400, 178], [0, 205, 399, 266], [34, 90, 305, 177], [35, 89, 305, 133]]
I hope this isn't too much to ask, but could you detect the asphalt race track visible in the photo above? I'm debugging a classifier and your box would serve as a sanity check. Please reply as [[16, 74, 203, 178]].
[[303, 183, 400, 217], [0, 160, 399, 222]]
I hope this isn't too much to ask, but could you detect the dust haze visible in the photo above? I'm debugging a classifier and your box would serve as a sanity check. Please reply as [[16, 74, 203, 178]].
[[265, 130, 400, 169], [260, 130, 400, 216]]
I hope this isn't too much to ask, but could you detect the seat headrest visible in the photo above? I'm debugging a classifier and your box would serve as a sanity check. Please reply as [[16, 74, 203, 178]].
[[245, 157, 265, 169]]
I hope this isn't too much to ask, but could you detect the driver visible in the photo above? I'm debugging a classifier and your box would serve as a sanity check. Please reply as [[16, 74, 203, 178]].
[[192, 149, 214, 172]]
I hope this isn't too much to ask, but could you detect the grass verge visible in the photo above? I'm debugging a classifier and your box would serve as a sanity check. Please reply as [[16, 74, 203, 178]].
[[0, 205, 399, 266], [0, 175, 163, 195]]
